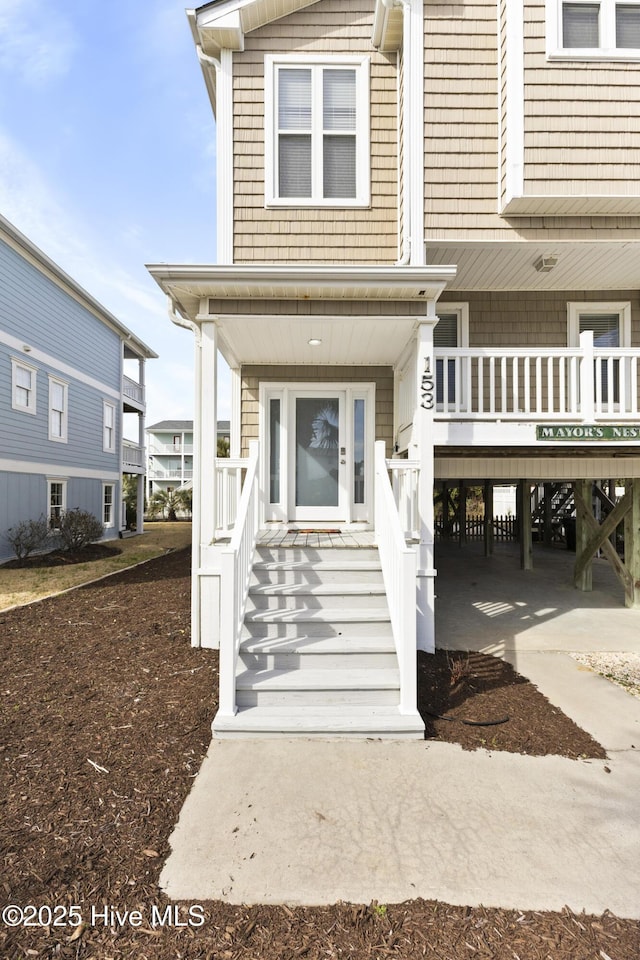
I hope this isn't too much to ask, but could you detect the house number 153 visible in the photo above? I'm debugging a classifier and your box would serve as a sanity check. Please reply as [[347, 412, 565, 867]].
[[421, 358, 434, 410]]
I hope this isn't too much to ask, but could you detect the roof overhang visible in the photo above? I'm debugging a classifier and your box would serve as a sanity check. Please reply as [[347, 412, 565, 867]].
[[426, 240, 640, 292], [146, 263, 457, 366]]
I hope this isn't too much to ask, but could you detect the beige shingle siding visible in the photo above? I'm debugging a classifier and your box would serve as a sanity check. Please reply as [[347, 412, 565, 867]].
[[424, 0, 500, 239], [240, 364, 394, 455], [440, 290, 640, 348], [523, 2, 640, 199], [232, 0, 398, 264]]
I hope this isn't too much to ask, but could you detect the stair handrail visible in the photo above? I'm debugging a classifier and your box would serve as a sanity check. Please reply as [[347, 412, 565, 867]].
[[374, 441, 417, 714], [218, 440, 260, 718]]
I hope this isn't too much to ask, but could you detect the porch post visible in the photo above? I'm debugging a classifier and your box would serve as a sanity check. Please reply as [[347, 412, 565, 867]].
[[136, 357, 145, 534], [414, 313, 438, 653], [518, 479, 533, 570], [624, 479, 640, 608], [484, 481, 494, 556], [200, 321, 218, 546], [230, 366, 241, 459], [574, 479, 593, 591]]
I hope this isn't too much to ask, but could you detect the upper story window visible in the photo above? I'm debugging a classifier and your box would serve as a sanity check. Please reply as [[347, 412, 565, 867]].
[[103, 401, 116, 453], [549, 0, 640, 58], [265, 55, 370, 207], [48, 375, 68, 443], [11, 358, 37, 415]]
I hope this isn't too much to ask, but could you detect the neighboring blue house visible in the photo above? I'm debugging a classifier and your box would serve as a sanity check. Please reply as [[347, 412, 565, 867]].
[[0, 213, 156, 562]]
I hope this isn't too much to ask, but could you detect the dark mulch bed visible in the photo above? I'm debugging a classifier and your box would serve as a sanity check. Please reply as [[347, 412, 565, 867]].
[[2, 543, 121, 568], [0, 547, 637, 959], [418, 650, 607, 758]]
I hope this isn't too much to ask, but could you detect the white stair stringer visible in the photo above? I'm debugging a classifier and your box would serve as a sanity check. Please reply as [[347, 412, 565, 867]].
[[212, 545, 425, 739]]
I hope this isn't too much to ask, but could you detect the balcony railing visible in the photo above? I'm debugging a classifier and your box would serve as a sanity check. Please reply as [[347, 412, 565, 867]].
[[148, 442, 194, 456], [122, 440, 145, 472], [122, 375, 145, 408], [148, 467, 194, 480], [432, 344, 640, 421]]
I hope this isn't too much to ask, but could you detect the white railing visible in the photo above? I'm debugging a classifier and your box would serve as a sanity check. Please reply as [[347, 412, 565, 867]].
[[386, 459, 420, 540], [122, 440, 145, 471], [433, 345, 640, 420], [122, 375, 145, 407], [148, 442, 195, 456], [216, 457, 248, 534], [374, 441, 417, 715], [218, 441, 260, 718], [148, 466, 194, 480]]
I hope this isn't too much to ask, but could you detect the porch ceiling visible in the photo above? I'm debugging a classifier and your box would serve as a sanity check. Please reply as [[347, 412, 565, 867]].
[[146, 263, 457, 366], [426, 240, 640, 292]]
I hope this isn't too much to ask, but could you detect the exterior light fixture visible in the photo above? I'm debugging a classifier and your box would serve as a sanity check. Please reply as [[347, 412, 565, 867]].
[[308, 338, 322, 346], [534, 255, 558, 273]]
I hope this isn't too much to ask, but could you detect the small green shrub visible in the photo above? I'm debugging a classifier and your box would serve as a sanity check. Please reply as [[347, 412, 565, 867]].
[[57, 509, 104, 552], [6, 515, 50, 561]]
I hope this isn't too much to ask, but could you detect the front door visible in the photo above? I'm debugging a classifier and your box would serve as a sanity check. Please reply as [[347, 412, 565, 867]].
[[289, 391, 346, 522]]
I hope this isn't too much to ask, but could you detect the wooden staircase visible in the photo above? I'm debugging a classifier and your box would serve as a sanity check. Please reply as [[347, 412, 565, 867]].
[[212, 544, 425, 739]]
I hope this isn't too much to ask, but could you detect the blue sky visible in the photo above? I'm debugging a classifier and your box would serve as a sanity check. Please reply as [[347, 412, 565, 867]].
[[0, 0, 228, 431]]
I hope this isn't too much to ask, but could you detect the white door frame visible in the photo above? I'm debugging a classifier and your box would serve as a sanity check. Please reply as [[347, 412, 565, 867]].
[[259, 381, 376, 525]]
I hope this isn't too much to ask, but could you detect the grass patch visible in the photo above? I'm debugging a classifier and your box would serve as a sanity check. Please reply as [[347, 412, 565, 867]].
[[0, 521, 192, 610]]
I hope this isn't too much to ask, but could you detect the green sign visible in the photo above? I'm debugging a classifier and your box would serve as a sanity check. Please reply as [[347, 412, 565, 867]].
[[536, 425, 640, 441]]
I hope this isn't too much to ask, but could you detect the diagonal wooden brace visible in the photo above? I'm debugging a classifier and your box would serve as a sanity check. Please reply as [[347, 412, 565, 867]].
[[574, 484, 632, 598]]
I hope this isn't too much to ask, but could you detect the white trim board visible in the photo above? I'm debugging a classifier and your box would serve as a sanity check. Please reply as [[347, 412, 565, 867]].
[[0, 459, 120, 481]]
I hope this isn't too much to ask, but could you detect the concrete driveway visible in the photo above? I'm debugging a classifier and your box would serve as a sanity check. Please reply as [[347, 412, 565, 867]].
[[160, 541, 640, 917]]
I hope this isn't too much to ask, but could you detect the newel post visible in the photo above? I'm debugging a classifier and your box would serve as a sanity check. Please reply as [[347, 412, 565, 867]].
[[414, 314, 439, 653], [579, 329, 594, 422]]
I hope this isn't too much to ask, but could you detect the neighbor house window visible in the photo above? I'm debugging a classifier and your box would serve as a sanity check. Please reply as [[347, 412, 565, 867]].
[[103, 483, 115, 528], [11, 358, 37, 414], [265, 55, 370, 206], [48, 376, 68, 442], [549, 0, 640, 57], [48, 479, 67, 529], [103, 401, 116, 453]]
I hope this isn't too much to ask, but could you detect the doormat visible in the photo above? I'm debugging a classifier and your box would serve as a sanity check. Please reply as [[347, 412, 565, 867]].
[[287, 529, 342, 534]]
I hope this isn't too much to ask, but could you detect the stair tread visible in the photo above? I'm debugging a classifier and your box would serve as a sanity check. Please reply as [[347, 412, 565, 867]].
[[213, 704, 424, 736], [236, 667, 400, 690], [245, 608, 391, 623], [253, 560, 382, 571], [249, 583, 385, 596], [240, 635, 395, 654]]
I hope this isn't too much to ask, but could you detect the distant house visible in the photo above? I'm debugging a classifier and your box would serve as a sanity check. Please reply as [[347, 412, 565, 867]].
[[0, 213, 156, 562], [146, 419, 230, 498]]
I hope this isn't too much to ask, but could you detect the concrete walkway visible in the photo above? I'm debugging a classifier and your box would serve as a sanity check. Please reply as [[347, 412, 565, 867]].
[[161, 543, 640, 917]]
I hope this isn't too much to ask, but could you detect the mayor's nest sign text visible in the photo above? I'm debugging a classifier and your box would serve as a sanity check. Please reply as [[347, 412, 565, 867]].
[[537, 425, 640, 441]]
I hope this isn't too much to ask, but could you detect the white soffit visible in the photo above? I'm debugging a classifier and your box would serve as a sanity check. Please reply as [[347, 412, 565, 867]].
[[426, 241, 640, 292], [193, 0, 322, 52]]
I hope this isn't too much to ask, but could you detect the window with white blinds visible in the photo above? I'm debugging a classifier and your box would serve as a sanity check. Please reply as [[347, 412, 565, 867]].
[[434, 315, 459, 406], [266, 57, 369, 205], [557, 0, 640, 52]]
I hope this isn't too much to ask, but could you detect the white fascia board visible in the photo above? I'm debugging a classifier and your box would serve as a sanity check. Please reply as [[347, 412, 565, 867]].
[[148, 263, 456, 284]]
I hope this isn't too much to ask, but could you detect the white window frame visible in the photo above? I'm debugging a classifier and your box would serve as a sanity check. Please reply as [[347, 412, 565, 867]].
[[11, 357, 37, 415], [48, 375, 68, 443], [103, 400, 116, 453], [567, 300, 631, 346], [547, 0, 640, 60], [103, 482, 115, 528], [47, 478, 67, 530], [434, 303, 470, 411], [264, 54, 370, 208]]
